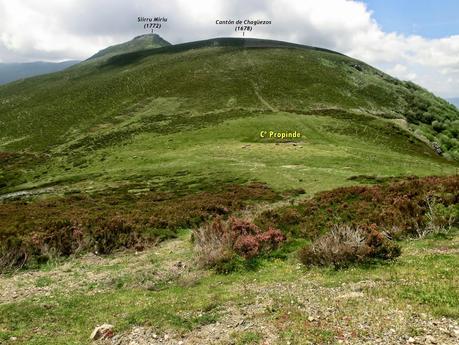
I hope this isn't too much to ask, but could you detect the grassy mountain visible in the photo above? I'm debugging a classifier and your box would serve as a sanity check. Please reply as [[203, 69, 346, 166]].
[[1, 36, 459, 344], [0, 60, 79, 85], [87, 33, 170, 60], [0, 36, 458, 196]]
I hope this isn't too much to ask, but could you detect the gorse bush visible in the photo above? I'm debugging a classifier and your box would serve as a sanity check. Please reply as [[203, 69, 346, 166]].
[[193, 217, 286, 272], [298, 224, 401, 268]]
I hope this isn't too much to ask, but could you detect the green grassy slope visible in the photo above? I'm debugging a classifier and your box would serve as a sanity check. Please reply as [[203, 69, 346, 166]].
[[0, 37, 458, 194], [15, 111, 455, 195]]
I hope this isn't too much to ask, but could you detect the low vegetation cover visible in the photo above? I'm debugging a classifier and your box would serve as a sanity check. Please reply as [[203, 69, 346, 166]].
[[2, 175, 457, 273], [255, 175, 459, 240], [191, 176, 458, 271], [0, 182, 277, 272], [0, 151, 44, 190]]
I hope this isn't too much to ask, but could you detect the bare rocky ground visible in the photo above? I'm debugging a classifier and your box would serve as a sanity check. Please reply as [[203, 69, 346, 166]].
[[106, 278, 459, 345], [0, 232, 197, 305], [1, 232, 458, 345]]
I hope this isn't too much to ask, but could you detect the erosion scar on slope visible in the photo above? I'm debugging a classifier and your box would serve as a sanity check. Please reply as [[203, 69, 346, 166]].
[[243, 49, 277, 112], [251, 81, 277, 112]]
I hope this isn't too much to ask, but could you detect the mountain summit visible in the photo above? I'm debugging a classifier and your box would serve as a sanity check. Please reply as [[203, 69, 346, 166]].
[[87, 33, 171, 60]]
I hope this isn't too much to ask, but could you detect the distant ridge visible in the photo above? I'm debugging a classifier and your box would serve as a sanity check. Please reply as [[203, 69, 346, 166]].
[[447, 98, 459, 108], [0, 60, 79, 85], [105, 37, 344, 67]]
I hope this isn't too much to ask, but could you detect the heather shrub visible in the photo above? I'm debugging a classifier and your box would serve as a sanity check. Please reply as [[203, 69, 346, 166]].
[[87, 216, 142, 255], [298, 224, 401, 268], [256, 228, 288, 251], [37, 219, 85, 257], [0, 216, 142, 272], [0, 219, 86, 271], [234, 235, 260, 259], [193, 217, 286, 271], [0, 183, 277, 271], [0, 235, 29, 271], [364, 226, 401, 260], [255, 176, 459, 239]]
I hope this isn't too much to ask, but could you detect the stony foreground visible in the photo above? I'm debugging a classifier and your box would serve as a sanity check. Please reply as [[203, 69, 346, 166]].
[[1, 231, 458, 344]]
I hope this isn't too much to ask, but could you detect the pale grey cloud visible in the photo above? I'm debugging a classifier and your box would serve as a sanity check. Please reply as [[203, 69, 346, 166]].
[[0, 0, 458, 97]]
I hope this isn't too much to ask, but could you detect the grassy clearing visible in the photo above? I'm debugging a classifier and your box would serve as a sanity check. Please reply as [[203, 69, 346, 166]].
[[5, 111, 456, 195], [315, 232, 459, 319]]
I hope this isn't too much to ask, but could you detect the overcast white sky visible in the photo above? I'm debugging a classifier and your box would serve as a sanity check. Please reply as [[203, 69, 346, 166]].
[[0, 0, 458, 97]]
